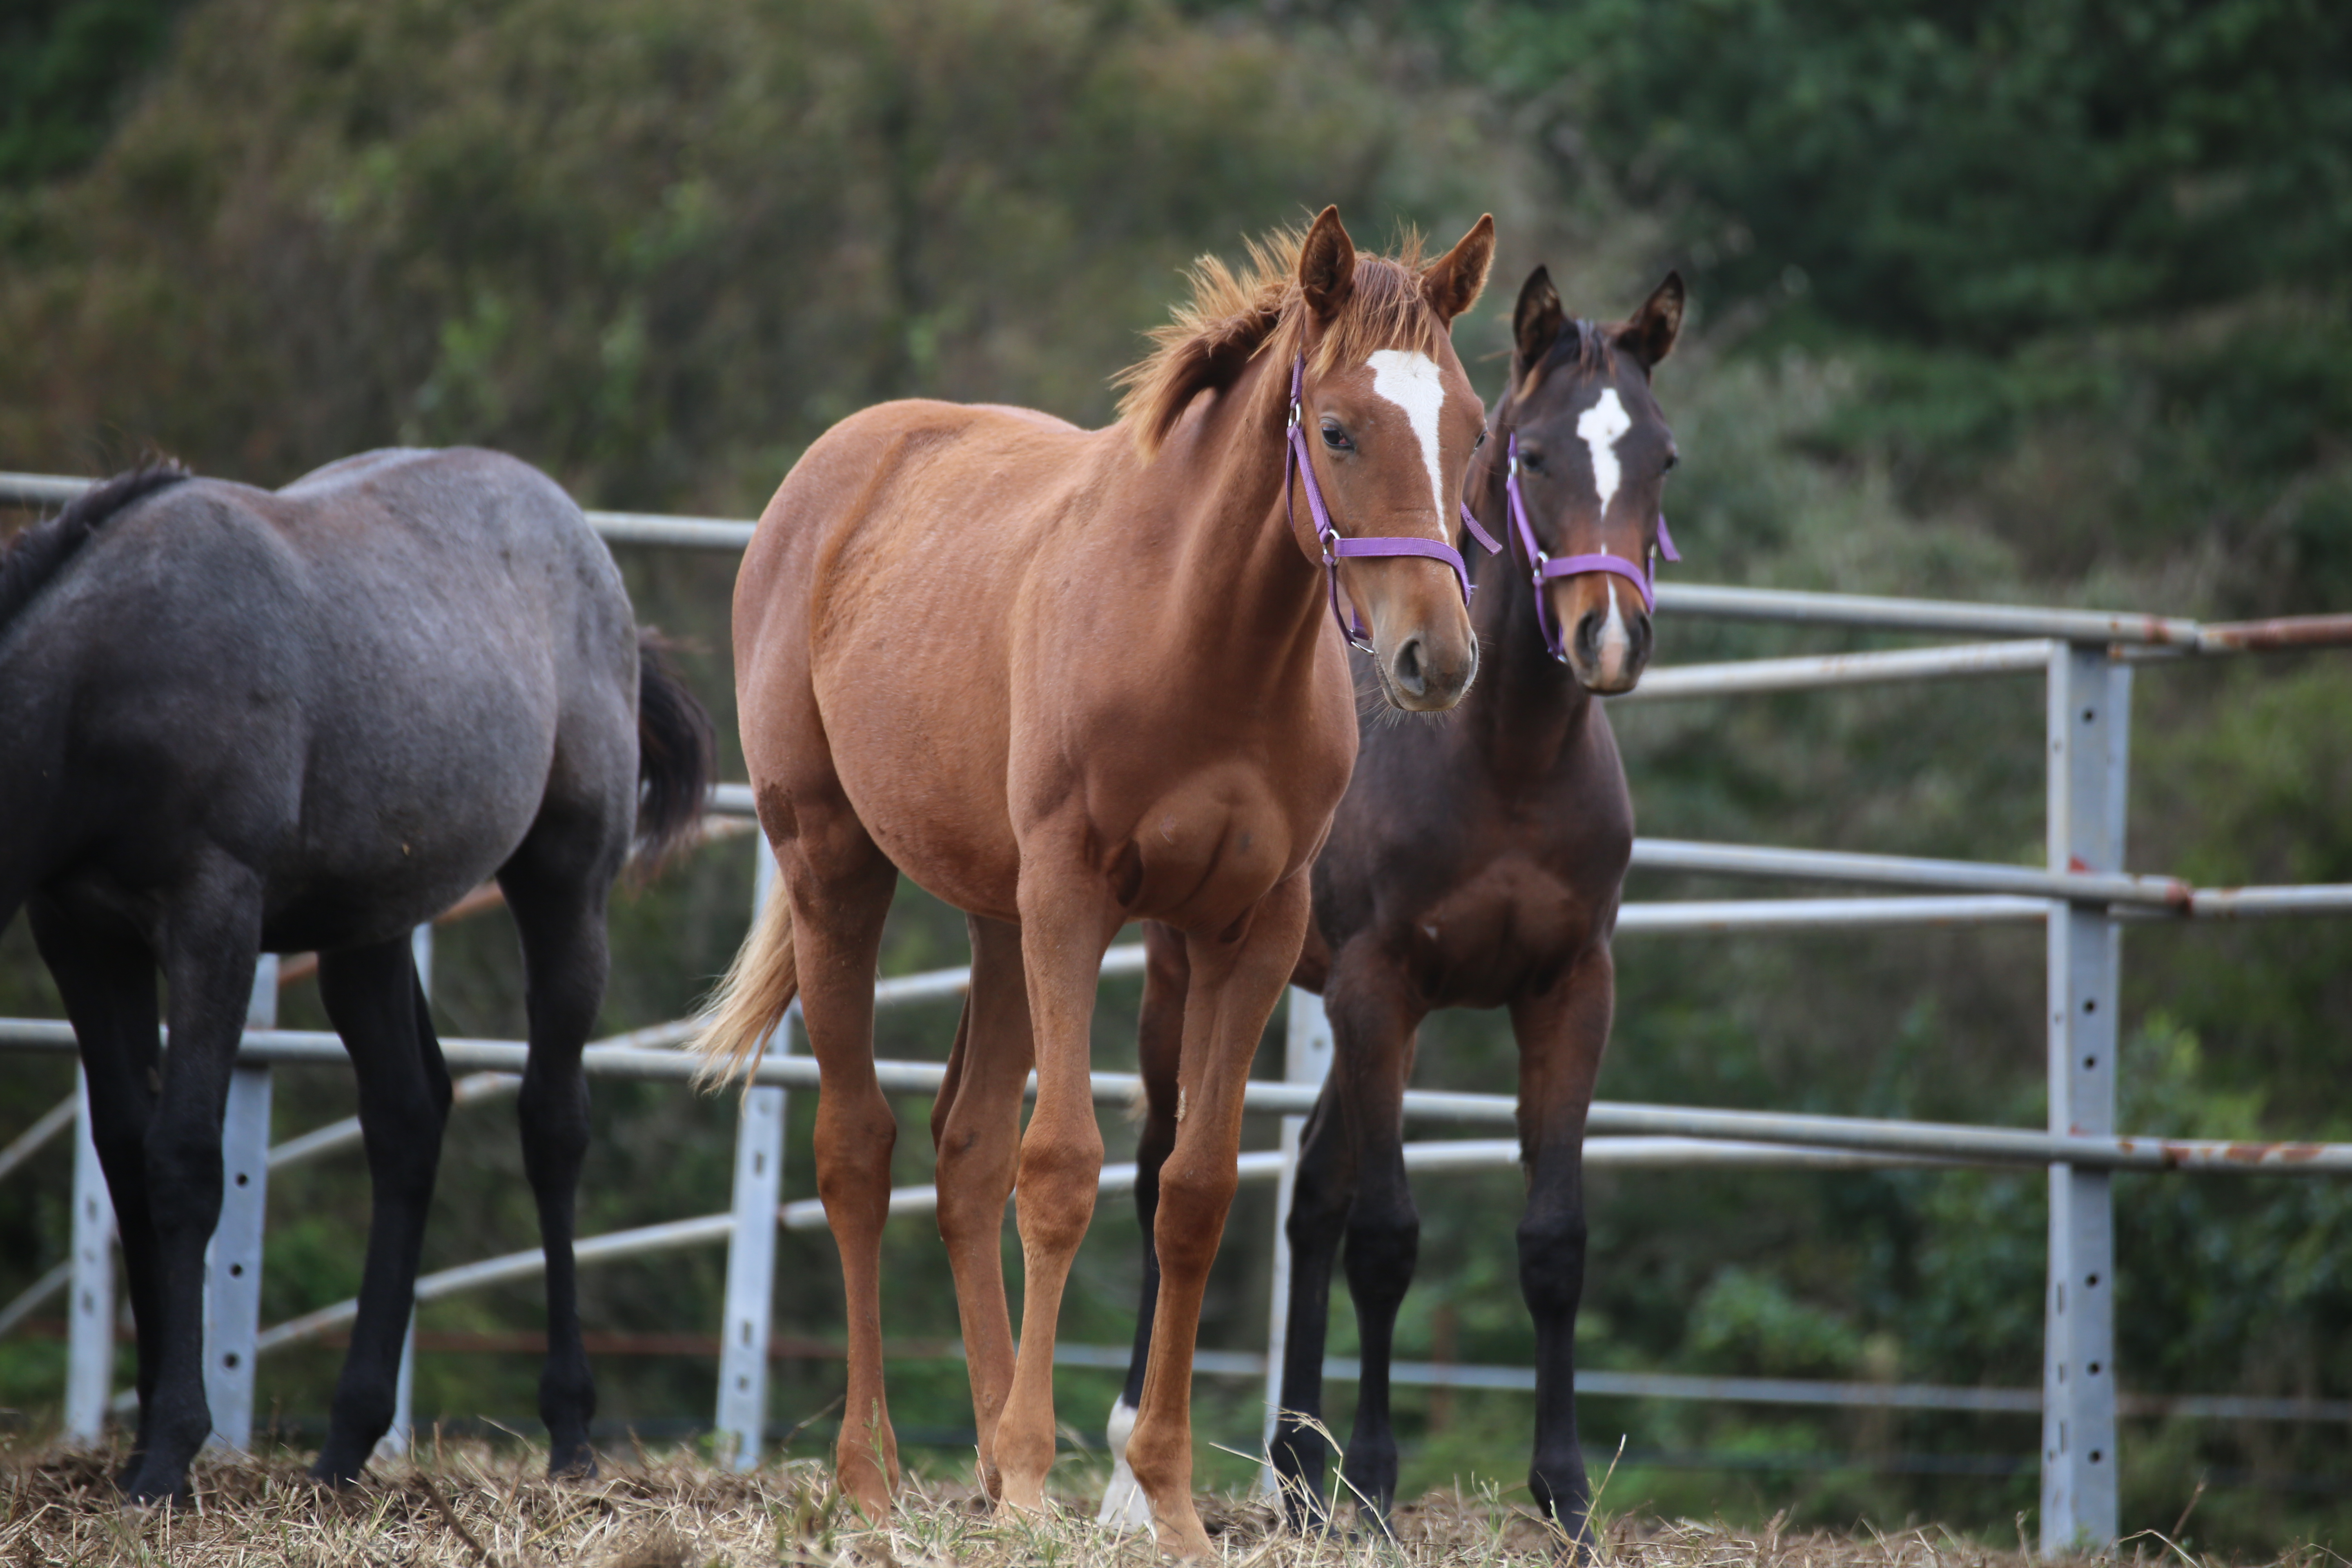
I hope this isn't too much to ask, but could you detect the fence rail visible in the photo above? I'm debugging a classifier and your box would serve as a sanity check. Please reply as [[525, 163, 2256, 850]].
[[8, 470, 2352, 1548]]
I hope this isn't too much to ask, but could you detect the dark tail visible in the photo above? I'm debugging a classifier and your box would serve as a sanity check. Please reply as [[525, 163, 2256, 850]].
[[633, 630, 716, 870], [0, 461, 191, 631]]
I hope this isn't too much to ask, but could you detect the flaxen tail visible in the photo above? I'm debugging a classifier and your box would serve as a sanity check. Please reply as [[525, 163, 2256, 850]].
[[692, 878, 797, 1087]]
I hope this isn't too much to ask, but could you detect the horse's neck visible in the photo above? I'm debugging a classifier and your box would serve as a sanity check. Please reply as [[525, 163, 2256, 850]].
[[1460, 465, 1595, 781], [1141, 370, 1327, 685]]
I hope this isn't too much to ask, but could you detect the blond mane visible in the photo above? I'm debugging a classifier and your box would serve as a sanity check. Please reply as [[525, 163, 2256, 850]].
[[1115, 225, 1445, 456]]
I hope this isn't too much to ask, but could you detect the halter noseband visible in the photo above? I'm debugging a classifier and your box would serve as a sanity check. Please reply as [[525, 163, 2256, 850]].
[[1498, 430, 1679, 663], [1284, 354, 1497, 653]]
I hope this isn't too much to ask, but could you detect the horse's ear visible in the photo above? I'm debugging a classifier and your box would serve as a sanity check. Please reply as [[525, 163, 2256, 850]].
[[1617, 271, 1685, 369], [1420, 214, 1495, 325], [1513, 265, 1566, 376], [1298, 206, 1356, 319]]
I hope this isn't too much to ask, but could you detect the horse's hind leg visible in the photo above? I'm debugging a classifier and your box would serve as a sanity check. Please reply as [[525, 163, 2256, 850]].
[[928, 914, 1033, 1500], [28, 900, 165, 1484], [310, 940, 452, 1483], [1510, 948, 1613, 1557], [1097, 922, 1185, 1530], [499, 815, 625, 1479], [778, 835, 902, 1517], [110, 855, 265, 1501]]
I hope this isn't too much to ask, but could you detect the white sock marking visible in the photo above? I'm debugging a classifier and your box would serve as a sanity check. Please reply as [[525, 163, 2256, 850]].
[[1366, 349, 1450, 536], [1096, 1395, 1155, 1532], [1577, 387, 1633, 513]]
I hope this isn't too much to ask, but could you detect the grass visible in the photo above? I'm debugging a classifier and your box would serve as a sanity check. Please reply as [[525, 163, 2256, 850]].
[[0, 1436, 2339, 1568]]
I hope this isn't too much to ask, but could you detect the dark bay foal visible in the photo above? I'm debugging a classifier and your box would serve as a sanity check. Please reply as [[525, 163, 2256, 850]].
[[1103, 270, 1684, 1546], [0, 449, 712, 1501]]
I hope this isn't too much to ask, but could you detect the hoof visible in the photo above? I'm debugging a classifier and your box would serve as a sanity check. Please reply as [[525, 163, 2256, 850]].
[[308, 1452, 369, 1488], [547, 1446, 598, 1481], [119, 1463, 192, 1509]]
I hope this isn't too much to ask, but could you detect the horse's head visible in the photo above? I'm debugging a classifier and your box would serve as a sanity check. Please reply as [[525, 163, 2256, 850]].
[[1289, 207, 1494, 712], [1497, 266, 1683, 693]]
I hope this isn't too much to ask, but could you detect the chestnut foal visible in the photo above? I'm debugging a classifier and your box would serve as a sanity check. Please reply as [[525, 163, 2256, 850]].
[[1104, 268, 1684, 1547], [696, 208, 1495, 1556]]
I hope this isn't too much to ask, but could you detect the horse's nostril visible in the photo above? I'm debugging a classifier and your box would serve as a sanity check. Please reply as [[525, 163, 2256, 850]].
[[1574, 611, 1605, 664], [1393, 637, 1427, 695]]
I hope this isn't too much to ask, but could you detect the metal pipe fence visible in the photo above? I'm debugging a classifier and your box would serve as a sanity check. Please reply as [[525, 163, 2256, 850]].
[[7, 473, 2352, 1547]]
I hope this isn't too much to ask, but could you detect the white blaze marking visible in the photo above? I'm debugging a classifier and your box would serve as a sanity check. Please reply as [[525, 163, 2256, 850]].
[[1597, 579, 1631, 678], [1366, 349, 1450, 535], [1577, 388, 1633, 513], [1097, 1396, 1154, 1532]]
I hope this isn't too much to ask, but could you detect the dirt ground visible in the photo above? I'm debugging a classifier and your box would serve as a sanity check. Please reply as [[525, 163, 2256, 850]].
[[0, 1440, 2324, 1568]]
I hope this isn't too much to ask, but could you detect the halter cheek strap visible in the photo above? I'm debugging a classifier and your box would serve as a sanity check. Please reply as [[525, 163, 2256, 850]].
[[1500, 431, 1679, 662], [1285, 355, 1489, 653]]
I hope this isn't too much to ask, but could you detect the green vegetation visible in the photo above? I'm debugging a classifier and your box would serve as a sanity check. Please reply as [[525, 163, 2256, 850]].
[[2, 0, 2347, 1552]]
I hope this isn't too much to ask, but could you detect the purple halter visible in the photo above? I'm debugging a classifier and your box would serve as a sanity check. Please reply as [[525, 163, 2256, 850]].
[[1497, 430, 1679, 662], [1285, 355, 1499, 653]]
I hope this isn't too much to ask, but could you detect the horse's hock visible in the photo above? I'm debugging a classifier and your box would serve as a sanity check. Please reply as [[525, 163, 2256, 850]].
[[5, 471, 2352, 1549]]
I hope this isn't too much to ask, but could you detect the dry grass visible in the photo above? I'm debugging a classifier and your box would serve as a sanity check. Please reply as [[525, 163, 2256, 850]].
[[0, 1440, 2333, 1568]]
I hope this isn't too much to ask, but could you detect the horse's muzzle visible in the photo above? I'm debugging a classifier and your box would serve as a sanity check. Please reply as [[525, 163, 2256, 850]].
[[1386, 630, 1477, 710], [1568, 599, 1651, 694]]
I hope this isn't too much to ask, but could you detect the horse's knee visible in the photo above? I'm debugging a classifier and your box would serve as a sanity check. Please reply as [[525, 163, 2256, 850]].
[[1282, 1157, 1353, 1263], [1343, 1194, 1419, 1308], [517, 1072, 591, 1166], [1517, 1207, 1588, 1317], [933, 1148, 1009, 1243], [363, 1096, 448, 1205], [1015, 1130, 1103, 1256], [1152, 1160, 1239, 1279]]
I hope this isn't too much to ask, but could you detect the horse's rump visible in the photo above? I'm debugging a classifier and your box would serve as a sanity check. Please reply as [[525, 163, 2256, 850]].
[[16, 449, 642, 952]]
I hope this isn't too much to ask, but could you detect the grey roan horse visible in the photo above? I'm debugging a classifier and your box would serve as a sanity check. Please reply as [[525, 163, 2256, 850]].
[[0, 448, 713, 1501]]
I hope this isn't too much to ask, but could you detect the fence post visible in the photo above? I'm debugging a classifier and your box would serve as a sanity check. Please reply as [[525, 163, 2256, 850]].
[[716, 842, 788, 1470], [376, 924, 434, 1461], [1259, 987, 1334, 1492], [204, 956, 276, 1452], [2041, 647, 2128, 1552], [65, 1065, 115, 1444]]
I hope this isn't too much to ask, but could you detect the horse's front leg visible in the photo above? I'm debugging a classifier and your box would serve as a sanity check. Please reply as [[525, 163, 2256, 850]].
[[1332, 969, 1425, 1534], [991, 862, 1123, 1515], [1125, 872, 1312, 1559], [310, 940, 452, 1483], [1510, 945, 1614, 1557]]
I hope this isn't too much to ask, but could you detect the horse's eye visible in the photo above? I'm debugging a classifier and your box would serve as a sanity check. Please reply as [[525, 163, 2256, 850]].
[[1521, 450, 1545, 472], [1474, 429, 1489, 451], [1664, 451, 1680, 472], [1321, 423, 1352, 451]]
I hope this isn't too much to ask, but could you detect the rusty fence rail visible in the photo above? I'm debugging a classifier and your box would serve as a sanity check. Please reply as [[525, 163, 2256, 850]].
[[8, 472, 2352, 1546]]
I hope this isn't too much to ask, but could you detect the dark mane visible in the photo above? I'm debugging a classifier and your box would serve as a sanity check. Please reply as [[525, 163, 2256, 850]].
[[0, 462, 192, 631], [1116, 225, 1443, 457]]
